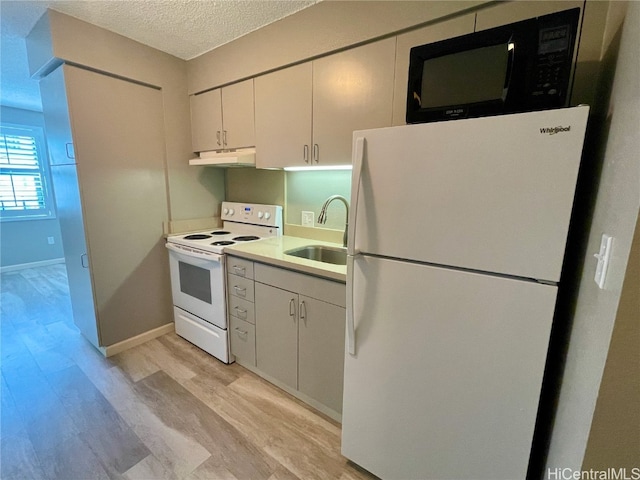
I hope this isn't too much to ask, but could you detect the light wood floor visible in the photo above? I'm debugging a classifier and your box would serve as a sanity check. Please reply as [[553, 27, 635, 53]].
[[0, 264, 377, 480]]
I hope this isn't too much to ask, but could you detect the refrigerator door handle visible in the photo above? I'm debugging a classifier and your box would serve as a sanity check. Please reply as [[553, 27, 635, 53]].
[[348, 136, 365, 256], [346, 254, 357, 356]]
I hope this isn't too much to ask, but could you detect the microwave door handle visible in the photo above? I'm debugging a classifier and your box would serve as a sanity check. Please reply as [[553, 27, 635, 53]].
[[502, 40, 516, 100]]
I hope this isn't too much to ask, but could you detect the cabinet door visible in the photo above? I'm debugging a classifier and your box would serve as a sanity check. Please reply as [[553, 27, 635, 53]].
[[190, 88, 223, 152], [298, 295, 346, 414], [255, 283, 298, 389], [50, 165, 100, 348], [312, 37, 395, 166], [41, 66, 76, 165], [254, 63, 312, 168], [221, 79, 255, 150], [64, 64, 172, 346], [392, 14, 475, 126], [230, 316, 256, 366]]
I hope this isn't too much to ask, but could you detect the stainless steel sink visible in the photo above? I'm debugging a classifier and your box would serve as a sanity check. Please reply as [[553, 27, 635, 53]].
[[284, 245, 347, 266]]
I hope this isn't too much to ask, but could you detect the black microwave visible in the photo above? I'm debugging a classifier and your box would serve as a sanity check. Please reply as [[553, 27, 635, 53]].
[[406, 8, 580, 124]]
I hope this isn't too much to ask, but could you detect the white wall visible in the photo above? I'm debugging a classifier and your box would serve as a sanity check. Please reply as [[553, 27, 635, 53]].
[[546, 1, 640, 470]]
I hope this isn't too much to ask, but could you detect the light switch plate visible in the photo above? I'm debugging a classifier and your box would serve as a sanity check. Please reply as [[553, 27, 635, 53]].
[[302, 211, 314, 227], [594, 234, 613, 289]]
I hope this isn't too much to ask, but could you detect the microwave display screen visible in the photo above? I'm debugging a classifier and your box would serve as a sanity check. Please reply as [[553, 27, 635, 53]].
[[538, 25, 571, 54], [420, 43, 509, 109]]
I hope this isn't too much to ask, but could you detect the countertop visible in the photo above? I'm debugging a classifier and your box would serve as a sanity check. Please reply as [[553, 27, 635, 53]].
[[224, 235, 347, 283]]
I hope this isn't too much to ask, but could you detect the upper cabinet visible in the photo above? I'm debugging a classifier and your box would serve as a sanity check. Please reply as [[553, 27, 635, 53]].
[[255, 37, 396, 168], [190, 78, 255, 153], [392, 14, 475, 126], [254, 63, 313, 169], [312, 37, 396, 166]]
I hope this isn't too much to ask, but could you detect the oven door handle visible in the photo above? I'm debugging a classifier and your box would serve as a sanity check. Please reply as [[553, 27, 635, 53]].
[[165, 242, 224, 263]]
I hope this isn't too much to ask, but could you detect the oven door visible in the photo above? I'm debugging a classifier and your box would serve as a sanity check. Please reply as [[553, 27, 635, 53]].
[[166, 242, 227, 329]]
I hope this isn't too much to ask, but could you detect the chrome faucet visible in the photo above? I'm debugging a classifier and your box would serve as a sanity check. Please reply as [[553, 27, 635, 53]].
[[318, 195, 350, 247]]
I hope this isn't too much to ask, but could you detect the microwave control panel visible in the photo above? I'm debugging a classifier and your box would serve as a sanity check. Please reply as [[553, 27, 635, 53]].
[[532, 23, 574, 99]]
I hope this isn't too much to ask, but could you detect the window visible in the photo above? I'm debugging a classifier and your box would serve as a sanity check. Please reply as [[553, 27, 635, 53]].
[[0, 124, 54, 220]]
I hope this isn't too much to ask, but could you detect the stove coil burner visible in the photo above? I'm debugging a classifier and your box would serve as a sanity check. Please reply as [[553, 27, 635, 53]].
[[183, 234, 212, 240], [210, 231, 231, 235], [233, 235, 260, 242], [211, 241, 235, 246]]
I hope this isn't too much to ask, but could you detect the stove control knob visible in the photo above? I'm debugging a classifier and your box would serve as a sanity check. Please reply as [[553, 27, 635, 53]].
[[223, 208, 229, 215], [264, 212, 271, 220], [229, 208, 235, 216], [257, 211, 264, 219]]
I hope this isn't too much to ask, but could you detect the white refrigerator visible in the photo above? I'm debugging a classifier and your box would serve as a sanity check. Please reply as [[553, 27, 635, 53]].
[[342, 106, 589, 480]]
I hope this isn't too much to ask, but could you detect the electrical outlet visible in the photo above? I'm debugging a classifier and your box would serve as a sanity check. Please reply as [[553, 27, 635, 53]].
[[302, 211, 314, 227], [47, 236, 55, 245]]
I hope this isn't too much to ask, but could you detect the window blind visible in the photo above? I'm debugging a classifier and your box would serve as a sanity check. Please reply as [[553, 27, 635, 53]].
[[0, 127, 52, 219]]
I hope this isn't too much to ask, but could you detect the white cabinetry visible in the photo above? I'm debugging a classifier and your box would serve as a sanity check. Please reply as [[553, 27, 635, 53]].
[[254, 282, 299, 388], [255, 37, 396, 168], [254, 63, 312, 168], [254, 263, 346, 417], [227, 256, 257, 366], [40, 64, 172, 349], [227, 257, 346, 419], [190, 79, 255, 153]]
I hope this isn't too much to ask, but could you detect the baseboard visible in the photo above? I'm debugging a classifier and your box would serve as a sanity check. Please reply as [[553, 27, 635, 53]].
[[0, 258, 65, 273], [102, 322, 175, 357]]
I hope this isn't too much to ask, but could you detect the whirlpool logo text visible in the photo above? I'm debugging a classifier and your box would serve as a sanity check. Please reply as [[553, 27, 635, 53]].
[[540, 125, 571, 135]]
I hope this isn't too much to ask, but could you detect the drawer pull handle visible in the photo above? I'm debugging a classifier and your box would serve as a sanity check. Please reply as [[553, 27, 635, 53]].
[[234, 327, 248, 337], [233, 286, 246, 296], [234, 306, 247, 318], [232, 265, 246, 275]]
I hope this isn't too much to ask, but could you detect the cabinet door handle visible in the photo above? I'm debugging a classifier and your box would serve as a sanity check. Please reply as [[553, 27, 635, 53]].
[[299, 300, 307, 322], [233, 306, 247, 318], [303, 144, 309, 164], [216, 130, 221, 146], [65, 142, 75, 159], [313, 143, 319, 163], [289, 298, 296, 317], [80, 253, 89, 268], [232, 265, 246, 276], [223, 130, 228, 146], [233, 285, 246, 296]]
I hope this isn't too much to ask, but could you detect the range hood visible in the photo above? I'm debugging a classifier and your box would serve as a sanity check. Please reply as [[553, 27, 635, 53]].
[[189, 148, 256, 167]]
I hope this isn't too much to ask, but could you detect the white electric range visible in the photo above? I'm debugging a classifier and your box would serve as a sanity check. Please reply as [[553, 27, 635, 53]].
[[165, 202, 283, 363]]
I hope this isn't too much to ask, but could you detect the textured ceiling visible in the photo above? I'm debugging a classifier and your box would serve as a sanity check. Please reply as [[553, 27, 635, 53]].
[[0, 0, 318, 111]]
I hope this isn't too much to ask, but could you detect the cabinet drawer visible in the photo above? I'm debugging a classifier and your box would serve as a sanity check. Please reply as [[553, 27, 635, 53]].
[[227, 274, 255, 302], [255, 263, 345, 307], [230, 316, 256, 366], [228, 295, 255, 325], [227, 256, 254, 279]]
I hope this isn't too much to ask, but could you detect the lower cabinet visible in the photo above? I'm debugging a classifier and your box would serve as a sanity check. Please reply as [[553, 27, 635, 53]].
[[254, 282, 299, 389], [229, 316, 256, 366], [227, 256, 346, 419], [297, 295, 345, 414]]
